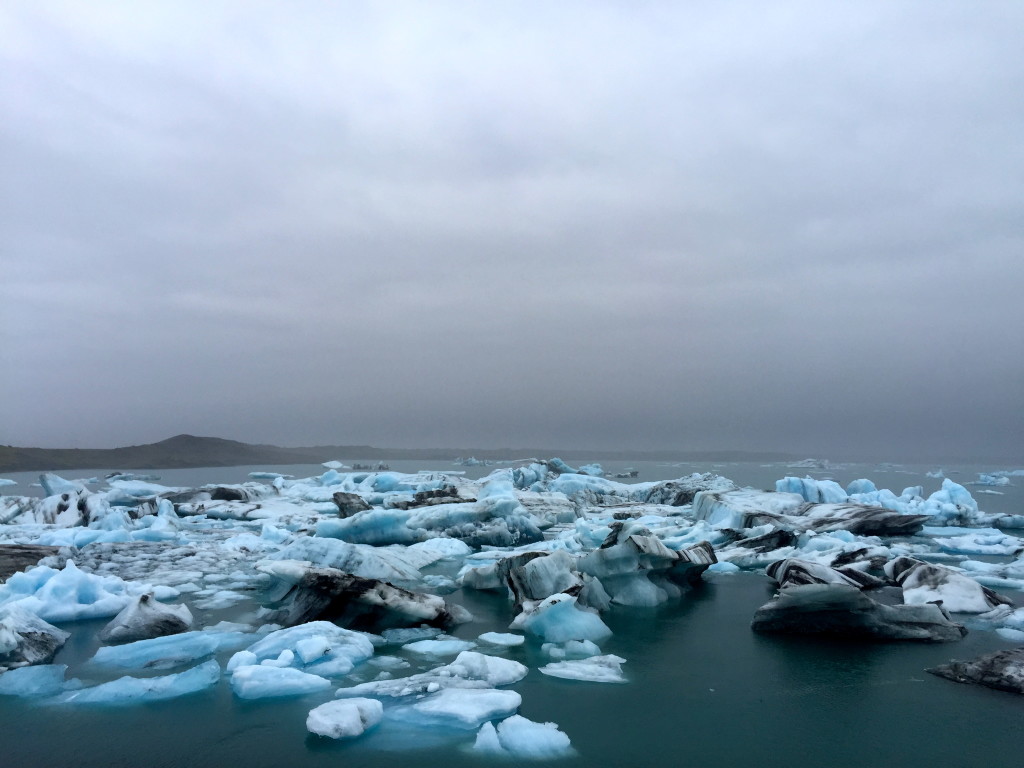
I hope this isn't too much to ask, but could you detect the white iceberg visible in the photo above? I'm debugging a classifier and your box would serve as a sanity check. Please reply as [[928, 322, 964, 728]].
[[539, 654, 627, 683], [307, 697, 383, 739], [474, 715, 574, 759], [60, 660, 220, 705]]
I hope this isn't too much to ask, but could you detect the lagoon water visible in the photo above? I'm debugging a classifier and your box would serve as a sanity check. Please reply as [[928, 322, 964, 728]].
[[2, 460, 1023, 768]]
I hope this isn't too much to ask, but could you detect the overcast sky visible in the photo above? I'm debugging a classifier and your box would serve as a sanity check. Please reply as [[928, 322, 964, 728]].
[[2, 1, 1022, 461]]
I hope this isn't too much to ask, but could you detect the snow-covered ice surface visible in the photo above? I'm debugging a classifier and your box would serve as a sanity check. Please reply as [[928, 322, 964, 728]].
[[2, 460, 1024, 764]]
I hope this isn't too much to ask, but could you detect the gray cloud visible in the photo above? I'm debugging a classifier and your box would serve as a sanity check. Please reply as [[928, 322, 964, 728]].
[[2, 1, 1022, 461]]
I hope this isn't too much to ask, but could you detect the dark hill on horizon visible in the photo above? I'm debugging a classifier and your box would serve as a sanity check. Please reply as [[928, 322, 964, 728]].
[[0, 434, 799, 473]]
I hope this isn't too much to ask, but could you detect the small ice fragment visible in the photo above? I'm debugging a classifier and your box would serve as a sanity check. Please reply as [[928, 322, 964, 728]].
[[306, 697, 383, 739], [478, 632, 525, 647], [539, 654, 627, 683]]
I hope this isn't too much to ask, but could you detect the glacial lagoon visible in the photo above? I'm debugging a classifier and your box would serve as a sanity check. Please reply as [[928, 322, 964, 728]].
[[2, 460, 1023, 768]]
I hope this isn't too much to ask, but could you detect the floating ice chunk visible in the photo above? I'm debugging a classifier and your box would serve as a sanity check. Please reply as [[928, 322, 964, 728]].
[[99, 594, 192, 644], [404, 537, 473, 567], [261, 649, 295, 667], [708, 561, 740, 573], [932, 531, 1024, 556], [91, 630, 251, 669], [927, 648, 1024, 693], [317, 508, 421, 546], [265, 563, 456, 630], [846, 479, 877, 495], [766, 559, 883, 590], [337, 651, 526, 698], [227, 650, 258, 672], [459, 561, 502, 591], [39, 473, 85, 497], [307, 697, 383, 739], [61, 660, 220, 705], [322, 461, 345, 470], [403, 637, 476, 656], [752, 583, 967, 641], [381, 627, 442, 644], [776, 477, 848, 504], [474, 721, 504, 752], [0, 479, 17, 487], [513, 594, 612, 644], [239, 622, 375, 677], [264, 538, 421, 582], [478, 632, 525, 647], [108, 479, 180, 498], [541, 640, 602, 660], [0, 560, 176, 622], [444, 651, 528, 686], [498, 550, 582, 608], [973, 474, 1011, 487], [693, 490, 804, 528], [0, 605, 69, 671], [368, 655, 410, 670], [0, 664, 80, 697], [295, 636, 332, 665], [884, 557, 1013, 613], [220, 532, 276, 553], [407, 687, 521, 728], [539, 655, 627, 683], [474, 715, 574, 759], [230, 664, 332, 699], [192, 589, 249, 611]]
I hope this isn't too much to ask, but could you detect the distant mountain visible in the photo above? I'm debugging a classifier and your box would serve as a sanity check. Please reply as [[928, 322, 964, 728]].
[[0, 435, 799, 473]]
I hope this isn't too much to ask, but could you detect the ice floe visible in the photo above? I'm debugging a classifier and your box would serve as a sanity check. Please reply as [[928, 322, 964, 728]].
[[59, 660, 221, 705], [539, 654, 627, 683], [474, 715, 574, 759], [307, 697, 383, 738]]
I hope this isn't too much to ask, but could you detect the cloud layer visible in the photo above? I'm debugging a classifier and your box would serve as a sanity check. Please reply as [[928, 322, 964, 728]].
[[2, 1, 1022, 460]]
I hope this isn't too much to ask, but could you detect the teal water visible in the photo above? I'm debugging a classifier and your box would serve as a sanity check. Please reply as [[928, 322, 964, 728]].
[[3, 575, 1022, 768], [2, 461, 1023, 767]]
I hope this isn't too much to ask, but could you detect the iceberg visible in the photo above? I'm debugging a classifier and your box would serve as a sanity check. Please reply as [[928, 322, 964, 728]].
[[263, 538, 421, 582], [0, 605, 69, 672], [260, 564, 458, 631], [0, 663, 80, 697], [884, 557, 1014, 613], [230, 664, 332, 699], [512, 594, 612, 644], [539, 654, 627, 683], [306, 697, 383, 739], [478, 632, 525, 647], [474, 715, 574, 759], [235, 622, 375, 678], [404, 687, 521, 729], [765, 558, 884, 590], [0, 560, 176, 623], [337, 651, 527, 699], [403, 637, 476, 656], [98, 593, 193, 644], [59, 660, 220, 705], [928, 648, 1024, 694], [91, 629, 251, 669], [751, 583, 967, 642]]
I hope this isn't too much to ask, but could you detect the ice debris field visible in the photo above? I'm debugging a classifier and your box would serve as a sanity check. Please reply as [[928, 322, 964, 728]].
[[3, 460, 1024, 758]]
